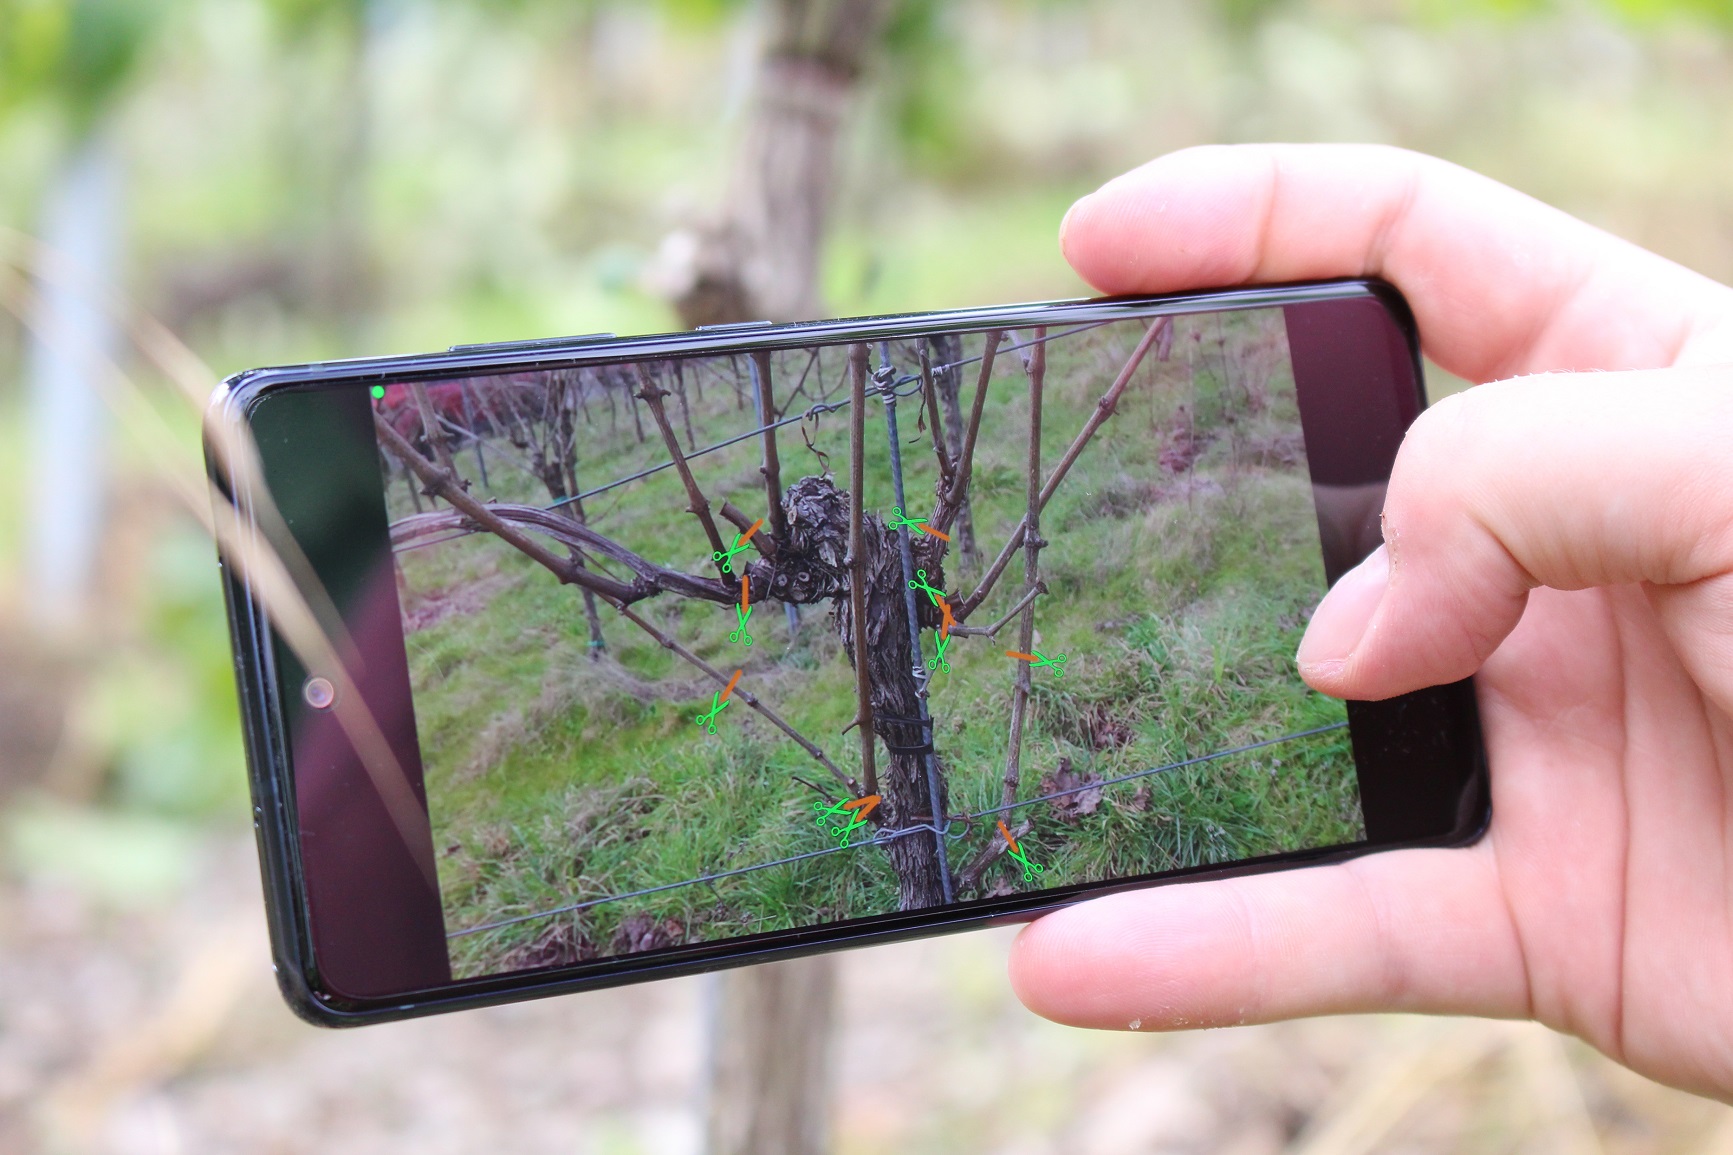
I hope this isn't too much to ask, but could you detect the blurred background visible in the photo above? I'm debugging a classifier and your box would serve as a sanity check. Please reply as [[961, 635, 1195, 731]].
[[3, 0, 1733, 1151]]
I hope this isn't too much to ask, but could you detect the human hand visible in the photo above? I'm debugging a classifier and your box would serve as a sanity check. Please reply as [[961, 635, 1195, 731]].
[[1007, 143, 1733, 1099]]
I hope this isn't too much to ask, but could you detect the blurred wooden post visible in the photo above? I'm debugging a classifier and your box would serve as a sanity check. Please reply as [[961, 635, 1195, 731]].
[[705, 959, 838, 1155], [670, 3, 891, 1153]]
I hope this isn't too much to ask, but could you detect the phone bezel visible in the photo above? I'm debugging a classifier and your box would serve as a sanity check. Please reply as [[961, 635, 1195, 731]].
[[212, 279, 1489, 1027]]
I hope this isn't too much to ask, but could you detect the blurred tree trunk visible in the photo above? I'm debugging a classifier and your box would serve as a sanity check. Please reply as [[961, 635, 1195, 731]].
[[672, 0, 892, 328], [687, 4, 893, 1154]]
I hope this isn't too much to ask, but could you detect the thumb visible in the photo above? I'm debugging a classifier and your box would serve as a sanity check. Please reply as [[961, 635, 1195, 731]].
[[1297, 366, 1733, 702]]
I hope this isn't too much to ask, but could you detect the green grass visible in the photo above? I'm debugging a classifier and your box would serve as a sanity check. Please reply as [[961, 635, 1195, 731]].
[[393, 308, 1366, 977]]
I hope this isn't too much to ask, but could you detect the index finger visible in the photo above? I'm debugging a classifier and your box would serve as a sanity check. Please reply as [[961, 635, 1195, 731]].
[[1060, 144, 1733, 382]]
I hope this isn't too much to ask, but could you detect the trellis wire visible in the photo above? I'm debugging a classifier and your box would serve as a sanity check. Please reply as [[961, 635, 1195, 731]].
[[392, 320, 1118, 554], [446, 721, 1349, 941]]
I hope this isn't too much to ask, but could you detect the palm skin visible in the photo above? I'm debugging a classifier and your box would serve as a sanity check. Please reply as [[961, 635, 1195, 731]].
[[1006, 143, 1733, 1100]]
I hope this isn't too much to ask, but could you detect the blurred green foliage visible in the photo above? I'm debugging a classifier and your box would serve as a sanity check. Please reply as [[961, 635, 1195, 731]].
[[0, 0, 164, 131]]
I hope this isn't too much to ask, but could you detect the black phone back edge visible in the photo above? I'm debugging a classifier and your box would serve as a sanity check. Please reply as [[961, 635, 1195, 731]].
[[210, 280, 1490, 1028]]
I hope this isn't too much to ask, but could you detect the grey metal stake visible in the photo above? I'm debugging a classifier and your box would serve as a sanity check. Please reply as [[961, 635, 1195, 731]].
[[877, 344, 955, 905]]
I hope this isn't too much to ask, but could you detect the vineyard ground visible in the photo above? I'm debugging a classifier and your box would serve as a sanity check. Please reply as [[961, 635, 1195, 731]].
[[388, 313, 1365, 975]]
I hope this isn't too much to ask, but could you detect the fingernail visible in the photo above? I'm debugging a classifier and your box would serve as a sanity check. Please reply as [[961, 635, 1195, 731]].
[[1297, 545, 1390, 678]]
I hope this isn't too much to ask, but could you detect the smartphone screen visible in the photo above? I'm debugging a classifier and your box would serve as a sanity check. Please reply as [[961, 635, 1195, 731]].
[[231, 286, 1486, 1016]]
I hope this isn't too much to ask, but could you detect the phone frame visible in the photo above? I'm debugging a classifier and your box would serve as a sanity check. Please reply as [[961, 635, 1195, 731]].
[[212, 279, 1489, 1027]]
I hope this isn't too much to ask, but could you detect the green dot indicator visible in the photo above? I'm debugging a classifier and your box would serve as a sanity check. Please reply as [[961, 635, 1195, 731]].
[[371, 385, 386, 400]]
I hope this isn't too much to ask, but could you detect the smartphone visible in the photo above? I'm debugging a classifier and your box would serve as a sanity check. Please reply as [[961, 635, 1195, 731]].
[[211, 279, 1488, 1026]]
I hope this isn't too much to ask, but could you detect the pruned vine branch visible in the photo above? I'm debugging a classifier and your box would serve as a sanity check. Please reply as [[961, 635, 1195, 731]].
[[947, 582, 1044, 638], [930, 329, 1001, 534], [720, 500, 779, 560], [616, 603, 857, 793], [1001, 328, 1045, 812], [635, 363, 733, 580], [958, 817, 1030, 894], [411, 382, 459, 476], [1038, 315, 1174, 511], [378, 416, 642, 605], [375, 412, 852, 789], [391, 506, 734, 606], [846, 342, 878, 800], [751, 349, 791, 548], [956, 316, 1170, 620], [918, 342, 956, 489]]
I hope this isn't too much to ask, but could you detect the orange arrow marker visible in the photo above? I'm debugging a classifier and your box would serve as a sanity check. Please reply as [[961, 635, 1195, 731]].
[[997, 819, 1020, 854], [719, 668, 743, 703], [937, 597, 957, 639], [1006, 651, 1037, 663], [843, 794, 881, 819], [924, 525, 951, 542], [740, 518, 765, 544], [741, 574, 750, 611]]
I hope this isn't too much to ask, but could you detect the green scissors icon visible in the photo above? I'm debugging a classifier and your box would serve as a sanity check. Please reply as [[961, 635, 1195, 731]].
[[814, 803, 868, 847], [814, 799, 852, 825], [1030, 649, 1067, 677], [1012, 648, 1067, 678], [998, 820, 1045, 882], [814, 794, 879, 848], [712, 518, 764, 575], [888, 507, 950, 542], [730, 604, 753, 646], [889, 506, 930, 533], [695, 692, 731, 734], [1006, 841, 1045, 882], [712, 538, 751, 574], [926, 631, 952, 674], [907, 568, 944, 606]]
